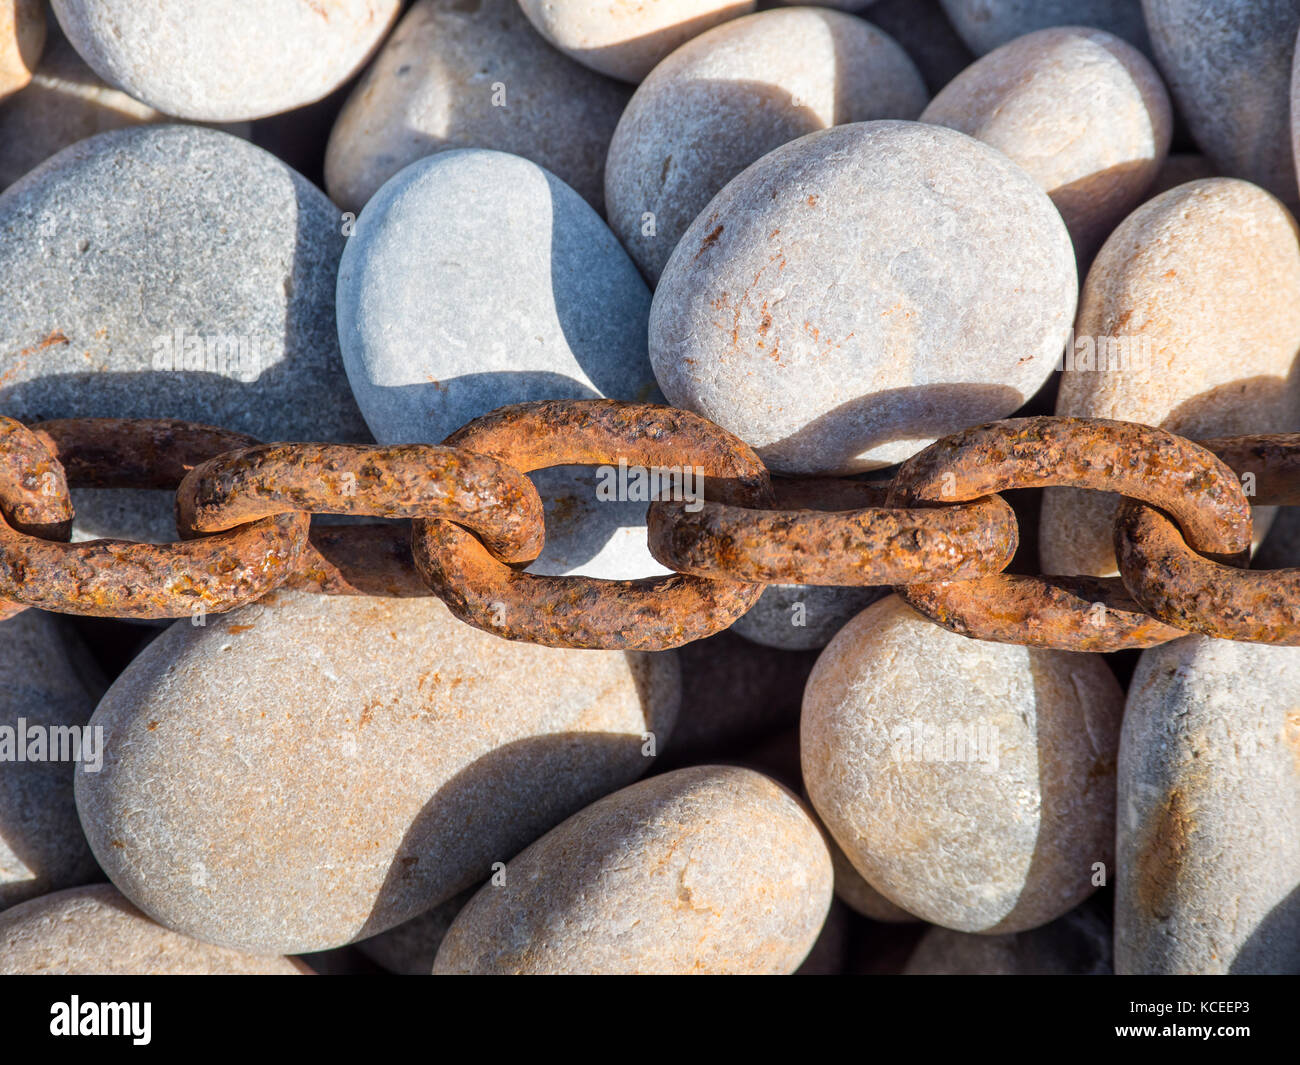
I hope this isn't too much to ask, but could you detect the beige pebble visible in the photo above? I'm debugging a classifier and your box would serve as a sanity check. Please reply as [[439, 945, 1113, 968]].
[[0, 0, 44, 99], [605, 7, 926, 282], [517, 0, 754, 83], [1041, 178, 1300, 576], [1117, 637, 1300, 974], [75, 590, 680, 955], [921, 26, 1171, 258], [433, 765, 832, 974], [802, 595, 1122, 933], [325, 0, 629, 214], [0, 885, 308, 974]]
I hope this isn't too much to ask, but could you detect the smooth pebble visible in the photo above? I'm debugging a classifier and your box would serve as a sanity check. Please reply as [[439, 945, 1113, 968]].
[[433, 765, 832, 974], [650, 120, 1077, 474], [75, 590, 680, 955], [325, 0, 629, 214], [939, 0, 1151, 55], [802, 595, 1123, 933], [732, 583, 885, 651]]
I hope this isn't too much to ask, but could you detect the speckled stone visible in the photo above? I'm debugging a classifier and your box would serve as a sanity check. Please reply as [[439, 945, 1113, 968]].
[[1144, 0, 1300, 204], [325, 0, 629, 214], [866, 0, 975, 94], [433, 765, 832, 974], [517, 0, 755, 83], [354, 887, 474, 974], [1146, 152, 1218, 198], [1041, 179, 1300, 577], [0, 610, 103, 911], [650, 120, 1077, 474], [802, 595, 1123, 933], [0, 885, 308, 974], [1117, 638, 1300, 974], [732, 583, 885, 651], [0, 0, 44, 99], [51, 0, 400, 121], [337, 148, 660, 579], [921, 27, 1171, 258], [75, 590, 680, 955], [0, 123, 368, 543], [904, 899, 1113, 974], [605, 7, 926, 283], [939, 0, 1151, 56]]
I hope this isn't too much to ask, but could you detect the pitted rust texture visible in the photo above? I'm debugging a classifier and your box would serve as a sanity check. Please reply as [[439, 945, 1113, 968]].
[[1116, 499, 1300, 645], [30, 418, 261, 488], [0, 417, 73, 541], [177, 442, 545, 564], [897, 575, 1186, 652], [0, 417, 309, 618], [889, 417, 1254, 651], [646, 476, 1018, 586], [413, 399, 773, 650], [1201, 433, 1300, 506]]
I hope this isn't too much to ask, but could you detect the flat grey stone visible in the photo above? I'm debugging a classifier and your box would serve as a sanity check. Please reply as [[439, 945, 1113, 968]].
[[650, 120, 1077, 474], [0, 123, 369, 541], [732, 583, 885, 651], [939, 0, 1151, 56], [1144, 0, 1300, 204]]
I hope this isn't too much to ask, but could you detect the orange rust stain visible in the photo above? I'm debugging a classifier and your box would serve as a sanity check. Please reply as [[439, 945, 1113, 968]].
[[807, 195, 819, 207], [227, 624, 255, 634], [146, 721, 159, 731], [1135, 788, 1196, 920], [694, 224, 724, 260]]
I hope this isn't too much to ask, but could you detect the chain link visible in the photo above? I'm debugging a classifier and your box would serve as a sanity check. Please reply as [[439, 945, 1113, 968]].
[[0, 403, 1294, 650]]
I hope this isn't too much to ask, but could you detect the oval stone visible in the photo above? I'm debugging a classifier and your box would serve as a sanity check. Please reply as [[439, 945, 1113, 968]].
[[605, 7, 926, 283], [1040, 178, 1300, 576], [0, 610, 103, 910], [0, 123, 367, 543], [0, 885, 308, 974], [325, 0, 629, 214], [802, 595, 1123, 933], [50, 0, 401, 121], [1117, 637, 1300, 974], [433, 765, 832, 974], [921, 27, 1172, 258], [650, 120, 1077, 474], [516, 0, 755, 83], [866, 0, 976, 94], [75, 590, 680, 955], [1, 0, 44, 99], [939, 0, 1151, 55], [829, 835, 917, 923], [337, 147, 662, 579], [1144, 0, 1299, 204]]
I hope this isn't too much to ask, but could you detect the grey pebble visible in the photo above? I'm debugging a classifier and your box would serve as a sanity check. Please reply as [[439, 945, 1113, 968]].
[[325, 0, 629, 215], [732, 583, 885, 651], [939, 0, 1151, 56], [1116, 637, 1300, 974], [1143, 0, 1300, 204], [0, 124, 368, 542]]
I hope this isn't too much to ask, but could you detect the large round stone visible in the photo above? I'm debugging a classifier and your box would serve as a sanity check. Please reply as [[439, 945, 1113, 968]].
[[650, 120, 1077, 474], [75, 590, 680, 955], [802, 595, 1123, 933]]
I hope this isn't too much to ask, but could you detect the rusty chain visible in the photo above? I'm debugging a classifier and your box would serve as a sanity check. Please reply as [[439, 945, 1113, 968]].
[[0, 402, 1295, 650]]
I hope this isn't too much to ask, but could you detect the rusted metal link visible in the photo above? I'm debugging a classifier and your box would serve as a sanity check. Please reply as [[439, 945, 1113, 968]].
[[0, 418, 309, 619], [646, 477, 1019, 586], [413, 399, 773, 650], [901, 575, 1187, 652], [0, 417, 74, 620], [1116, 432, 1300, 644], [889, 417, 1255, 651], [177, 442, 545, 564]]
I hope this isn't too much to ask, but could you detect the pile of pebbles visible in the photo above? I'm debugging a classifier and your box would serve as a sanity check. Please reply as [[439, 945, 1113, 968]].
[[0, 0, 1297, 976]]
